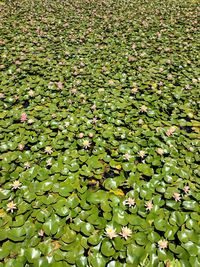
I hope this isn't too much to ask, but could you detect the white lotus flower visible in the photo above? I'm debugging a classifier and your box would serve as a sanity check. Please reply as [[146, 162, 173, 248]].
[[158, 239, 168, 249], [7, 201, 17, 213], [173, 192, 181, 202], [124, 153, 132, 161], [105, 226, 117, 239], [24, 162, 31, 169], [138, 150, 146, 158], [11, 180, 22, 190], [140, 105, 148, 112], [44, 146, 53, 154], [82, 140, 91, 149], [156, 148, 164, 156]]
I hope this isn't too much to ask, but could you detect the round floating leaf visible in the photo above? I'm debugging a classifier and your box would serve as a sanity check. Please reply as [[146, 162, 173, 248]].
[[87, 190, 108, 204], [25, 248, 41, 263], [183, 201, 199, 211], [137, 163, 154, 176], [88, 252, 107, 267], [0, 229, 7, 241], [113, 236, 124, 251], [127, 244, 146, 265], [8, 227, 26, 242], [88, 234, 102, 246], [112, 208, 128, 225], [61, 227, 76, 243], [101, 240, 115, 257], [80, 222, 94, 236], [107, 261, 124, 267], [76, 256, 88, 267], [43, 214, 60, 235], [0, 247, 10, 261], [182, 242, 199, 256], [154, 217, 167, 231], [157, 249, 173, 261], [53, 199, 69, 216], [135, 232, 148, 245]]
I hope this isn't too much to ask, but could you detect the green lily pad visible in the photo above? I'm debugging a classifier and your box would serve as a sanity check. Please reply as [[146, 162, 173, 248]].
[[25, 248, 41, 263], [61, 227, 76, 243], [101, 240, 115, 257], [137, 163, 154, 176]]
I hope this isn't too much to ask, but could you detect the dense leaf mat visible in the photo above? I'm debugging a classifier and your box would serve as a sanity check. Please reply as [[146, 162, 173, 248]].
[[0, 0, 200, 266]]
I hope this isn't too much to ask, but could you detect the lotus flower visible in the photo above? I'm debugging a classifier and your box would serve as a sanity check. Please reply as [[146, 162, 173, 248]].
[[18, 144, 24, 151], [0, 93, 5, 98], [82, 140, 91, 149], [45, 146, 53, 154], [124, 197, 136, 207], [166, 126, 176, 136], [70, 88, 77, 94], [183, 185, 190, 194], [79, 133, 84, 138], [21, 113, 27, 122], [138, 150, 146, 158], [46, 158, 52, 166], [173, 192, 181, 202], [7, 201, 17, 213], [138, 119, 144, 124], [91, 104, 96, 110], [145, 200, 154, 211], [124, 153, 132, 161], [131, 87, 138, 94], [156, 148, 164, 155], [158, 239, 168, 249], [28, 90, 35, 97], [88, 132, 94, 138], [140, 105, 148, 113], [11, 180, 22, 190], [105, 226, 117, 239], [120, 226, 132, 240], [38, 229, 44, 237], [56, 81, 63, 89], [24, 162, 31, 169]]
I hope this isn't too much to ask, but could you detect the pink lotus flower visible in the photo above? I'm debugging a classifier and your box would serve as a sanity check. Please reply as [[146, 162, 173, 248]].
[[183, 185, 190, 194], [166, 126, 176, 137], [38, 229, 44, 237], [79, 133, 84, 138], [0, 93, 5, 99], [92, 117, 98, 124], [145, 200, 154, 211], [124, 197, 136, 207], [21, 113, 27, 122], [56, 81, 63, 90]]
